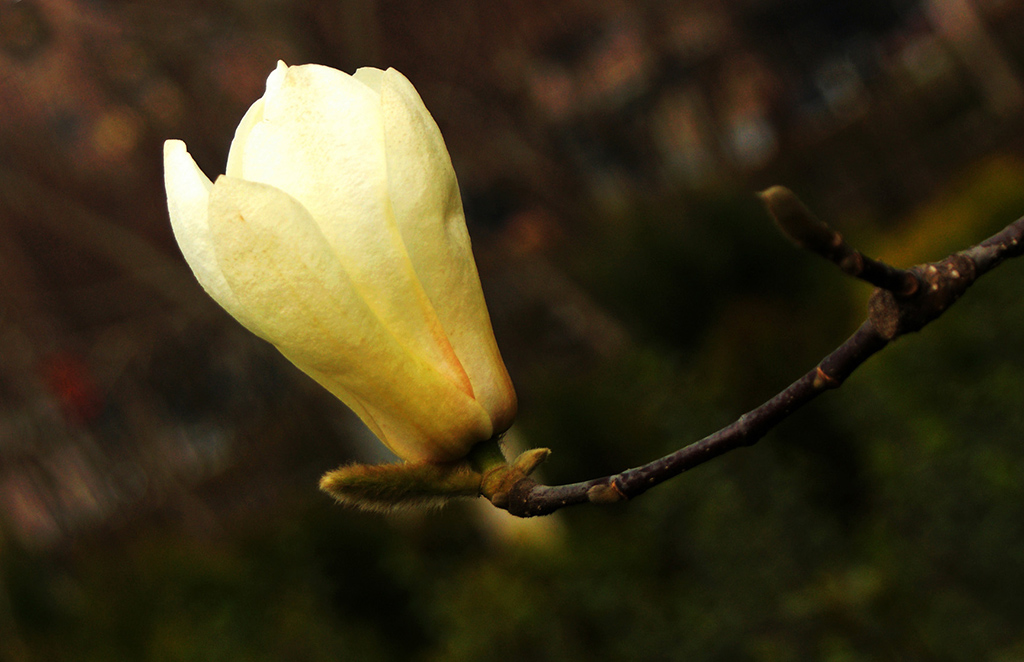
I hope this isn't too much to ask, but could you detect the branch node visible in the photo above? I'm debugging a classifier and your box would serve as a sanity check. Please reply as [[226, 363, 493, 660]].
[[812, 366, 840, 389], [587, 481, 626, 504], [868, 254, 977, 340], [838, 252, 864, 276]]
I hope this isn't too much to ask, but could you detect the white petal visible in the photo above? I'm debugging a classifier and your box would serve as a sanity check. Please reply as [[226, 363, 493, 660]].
[[207, 176, 493, 461], [238, 63, 476, 403], [380, 69, 517, 432], [225, 98, 264, 178], [298, 360, 492, 463], [226, 62, 285, 178], [163, 140, 264, 335], [352, 66, 385, 93]]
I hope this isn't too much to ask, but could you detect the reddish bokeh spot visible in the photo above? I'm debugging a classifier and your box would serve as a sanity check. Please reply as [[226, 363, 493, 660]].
[[40, 352, 103, 424]]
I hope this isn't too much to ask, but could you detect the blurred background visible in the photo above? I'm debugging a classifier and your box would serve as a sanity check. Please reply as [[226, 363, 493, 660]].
[[2, 0, 1024, 659]]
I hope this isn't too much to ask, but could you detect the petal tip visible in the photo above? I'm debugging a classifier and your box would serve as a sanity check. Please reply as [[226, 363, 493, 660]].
[[266, 60, 289, 95], [163, 138, 187, 159]]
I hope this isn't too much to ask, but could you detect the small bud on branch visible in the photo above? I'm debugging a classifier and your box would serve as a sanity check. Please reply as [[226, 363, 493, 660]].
[[759, 186, 920, 296]]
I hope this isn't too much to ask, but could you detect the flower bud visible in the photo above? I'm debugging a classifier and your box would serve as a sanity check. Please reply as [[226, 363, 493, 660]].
[[163, 62, 516, 462]]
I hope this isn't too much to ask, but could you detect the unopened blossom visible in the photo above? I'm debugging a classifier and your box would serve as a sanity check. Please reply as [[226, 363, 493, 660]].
[[163, 62, 516, 463]]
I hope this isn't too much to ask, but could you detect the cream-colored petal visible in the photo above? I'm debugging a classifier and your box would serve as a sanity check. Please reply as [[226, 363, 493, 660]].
[[163, 140, 265, 335], [380, 68, 517, 433], [225, 62, 286, 178], [298, 361, 492, 462], [238, 63, 475, 403], [207, 176, 493, 461], [352, 66, 385, 93], [225, 98, 265, 178]]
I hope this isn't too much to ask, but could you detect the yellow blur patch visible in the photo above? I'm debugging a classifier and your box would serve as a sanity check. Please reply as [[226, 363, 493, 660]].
[[877, 156, 1024, 267]]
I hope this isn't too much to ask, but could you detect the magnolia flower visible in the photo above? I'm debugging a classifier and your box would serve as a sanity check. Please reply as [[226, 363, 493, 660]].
[[163, 62, 516, 463]]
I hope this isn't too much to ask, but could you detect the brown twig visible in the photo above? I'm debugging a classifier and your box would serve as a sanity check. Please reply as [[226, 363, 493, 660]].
[[496, 193, 1024, 518], [759, 186, 920, 296]]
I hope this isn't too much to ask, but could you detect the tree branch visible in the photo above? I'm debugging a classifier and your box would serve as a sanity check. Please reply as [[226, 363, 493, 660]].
[[498, 192, 1024, 517]]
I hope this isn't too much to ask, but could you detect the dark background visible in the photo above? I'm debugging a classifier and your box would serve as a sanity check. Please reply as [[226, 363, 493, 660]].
[[3, 0, 1024, 659]]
